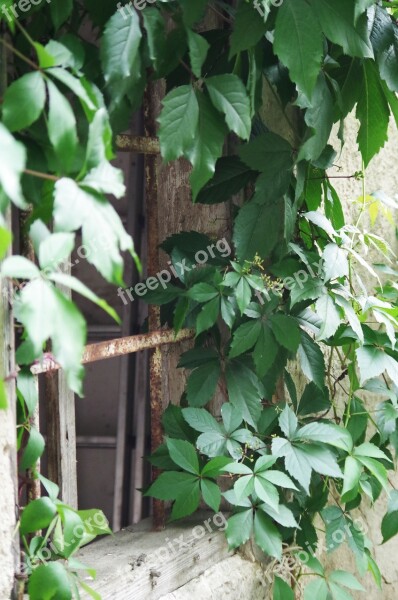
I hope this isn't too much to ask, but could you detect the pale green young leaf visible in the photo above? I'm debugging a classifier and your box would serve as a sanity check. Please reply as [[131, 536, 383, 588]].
[[38, 233, 75, 271], [341, 456, 362, 502], [0, 124, 27, 208], [225, 509, 253, 549], [47, 79, 78, 172]]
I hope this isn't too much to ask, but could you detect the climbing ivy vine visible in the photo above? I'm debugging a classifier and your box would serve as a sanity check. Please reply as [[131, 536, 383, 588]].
[[2, 0, 398, 597]]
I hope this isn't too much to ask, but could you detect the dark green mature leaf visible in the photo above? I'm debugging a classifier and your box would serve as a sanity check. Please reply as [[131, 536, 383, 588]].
[[310, 0, 373, 59], [206, 74, 251, 140], [187, 361, 221, 407], [20, 426, 45, 471], [50, 0, 73, 29], [298, 330, 325, 389], [171, 480, 201, 519], [239, 132, 293, 185], [195, 156, 256, 205], [47, 80, 78, 173], [381, 490, 398, 542], [226, 361, 263, 426], [233, 196, 283, 261], [274, 0, 323, 98], [273, 576, 294, 600], [2, 72, 46, 132], [100, 9, 142, 102], [28, 563, 72, 600], [158, 85, 199, 162], [186, 91, 226, 200], [269, 314, 301, 352], [298, 74, 334, 162], [356, 60, 390, 166], [187, 30, 209, 78], [20, 497, 57, 535], [201, 479, 221, 512], [254, 510, 282, 560], [166, 438, 200, 474], [229, 319, 262, 358], [146, 471, 198, 499], [225, 509, 253, 549], [196, 297, 220, 335], [229, 1, 267, 57], [253, 325, 279, 378]]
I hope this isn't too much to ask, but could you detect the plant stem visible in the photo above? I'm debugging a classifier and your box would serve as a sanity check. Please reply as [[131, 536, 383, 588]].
[[24, 169, 58, 182]]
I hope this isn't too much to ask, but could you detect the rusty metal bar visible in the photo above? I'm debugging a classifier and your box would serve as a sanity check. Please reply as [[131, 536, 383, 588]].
[[31, 328, 194, 375], [144, 82, 166, 531], [116, 134, 160, 155]]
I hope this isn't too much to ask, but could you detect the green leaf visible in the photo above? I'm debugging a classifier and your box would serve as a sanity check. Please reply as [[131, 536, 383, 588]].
[[171, 480, 201, 520], [195, 156, 256, 205], [274, 0, 323, 98], [229, 319, 262, 358], [355, 455, 389, 491], [47, 68, 96, 112], [196, 297, 220, 335], [2, 72, 46, 132], [1, 256, 40, 279], [0, 378, 7, 410], [279, 405, 298, 439], [229, 1, 267, 56], [253, 325, 279, 378], [47, 79, 78, 172], [38, 233, 75, 271], [186, 361, 221, 407], [158, 85, 199, 162], [57, 505, 85, 557], [201, 456, 232, 478], [186, 91, 226, 200], [146, 471, 199, 500], [356, 345, 398, 388], [17, 370, 38, 416], [206, 74, 251, 140], [329, 570, 365, 591], [310, 0, 373, 58], [48, 273, 120, 324], [0, 123, 26, 208], [298, 331, 325, 389], [39, 474, 59, 502], [342, 457, 362, 503], [294, 422, 353, 452], [201, 479, 221, 512], [226, 361, 263, 427], [15, 280, 86, 395], [28, 563, 72, 600], [356, 60, 389, 166], [254, 476, 279, 511], [20, 426, 45, 471], [254, 510, 282, 560], [225, 509, 253, 549], [381, 490, 398, 542], [262, 502, 299, 528], [239, 132, 293, 188], [50, 0, 73, 29], [269, 314, 301, 352], [20, 497, 57, 535], [328, 583, 355, 600], [323, 244, 349, 282], [233, 196, 283, 261], [298, 74, 334, 162], [166, 438, 200, 474], [304, 579, 329, 600], [100, 9, 142, 103], [187, 30, 209, 78], [53, 178, 135, 286], [274, 576, 294, 600]]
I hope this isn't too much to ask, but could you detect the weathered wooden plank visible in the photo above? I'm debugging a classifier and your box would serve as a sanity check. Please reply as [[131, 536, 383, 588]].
[[116, 134, 160, 155], [78, 513, 233, 600], [45, 263, 78, 508]]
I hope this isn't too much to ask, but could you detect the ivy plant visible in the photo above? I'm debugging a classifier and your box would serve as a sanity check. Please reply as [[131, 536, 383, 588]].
[[2, 0, 398, 598]]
